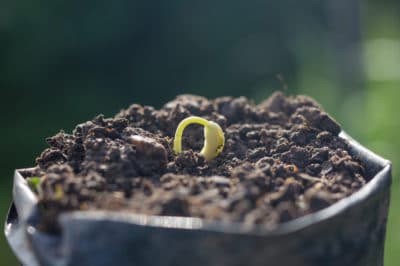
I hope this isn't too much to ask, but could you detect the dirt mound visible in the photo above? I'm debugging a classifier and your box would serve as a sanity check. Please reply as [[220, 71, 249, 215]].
[[27, 92, 367, 232]]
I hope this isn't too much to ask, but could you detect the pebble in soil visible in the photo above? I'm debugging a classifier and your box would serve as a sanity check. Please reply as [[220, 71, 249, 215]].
[[28, 92, 368, 233]]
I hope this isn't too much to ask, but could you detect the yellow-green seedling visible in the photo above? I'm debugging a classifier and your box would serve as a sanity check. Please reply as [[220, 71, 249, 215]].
[[27, 177, 41, 193], [173, 116, 225, 161]]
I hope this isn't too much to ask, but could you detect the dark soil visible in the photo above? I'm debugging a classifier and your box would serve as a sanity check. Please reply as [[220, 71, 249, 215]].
[[26, 92, 369, 233]]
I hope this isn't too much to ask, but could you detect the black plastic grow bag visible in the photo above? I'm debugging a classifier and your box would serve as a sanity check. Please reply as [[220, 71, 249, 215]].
[[5, 132, 392, 266]]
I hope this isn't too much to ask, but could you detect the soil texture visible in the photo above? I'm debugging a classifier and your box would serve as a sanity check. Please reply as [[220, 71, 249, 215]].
[[25, 92, 368, 232]]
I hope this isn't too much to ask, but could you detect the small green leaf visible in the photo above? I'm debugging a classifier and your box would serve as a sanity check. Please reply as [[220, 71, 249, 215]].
[[27, 177, 41, 193]]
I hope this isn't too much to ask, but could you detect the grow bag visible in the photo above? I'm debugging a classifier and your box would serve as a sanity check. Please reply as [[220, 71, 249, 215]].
[[5, 133, 392, 266]]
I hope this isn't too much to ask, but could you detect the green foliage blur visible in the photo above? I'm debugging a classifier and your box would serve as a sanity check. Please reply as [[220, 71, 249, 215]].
[[1, 0, 398, 265]]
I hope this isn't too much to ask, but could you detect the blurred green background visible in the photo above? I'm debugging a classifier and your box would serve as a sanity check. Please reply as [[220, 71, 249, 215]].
[[0, 0, 398, 264]]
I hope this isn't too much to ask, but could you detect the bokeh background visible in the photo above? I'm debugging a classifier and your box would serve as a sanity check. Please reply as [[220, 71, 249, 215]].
[[1, 0, 399, 264]]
